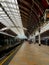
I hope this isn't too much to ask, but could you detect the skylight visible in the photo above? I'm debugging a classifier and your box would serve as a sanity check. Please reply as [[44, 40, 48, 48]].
[[0, 0, 25, 37]]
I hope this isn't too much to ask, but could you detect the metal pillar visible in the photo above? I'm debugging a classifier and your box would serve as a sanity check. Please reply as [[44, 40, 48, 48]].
[[34, 33, 35, 44], [39, 28, 41, 46]]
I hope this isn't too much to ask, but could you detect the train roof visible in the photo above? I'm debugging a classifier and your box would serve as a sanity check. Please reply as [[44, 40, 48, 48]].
[[0, 32, 15, 38]]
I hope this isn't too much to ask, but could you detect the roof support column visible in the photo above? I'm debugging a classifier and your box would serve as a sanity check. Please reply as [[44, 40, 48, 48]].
[[33, 32, 36, 44], [38, 27, 41, 46]]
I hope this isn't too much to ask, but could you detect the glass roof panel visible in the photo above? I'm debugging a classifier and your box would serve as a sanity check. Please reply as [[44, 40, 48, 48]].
[[0, 8, 2, 11], [11, 28, 20, 34], [1, 14, 7, 17], [0, 0, 25, 36], [4, 7, 9, 11], [0, 11, 5, 14], [0, 11, 14, 27], [1, 2, 7, 7], [0, 20, 10, 26], [11, 0, 15, 3]]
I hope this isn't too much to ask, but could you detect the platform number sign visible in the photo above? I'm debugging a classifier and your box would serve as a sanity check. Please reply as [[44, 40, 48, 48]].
[[46, 11, 49, 21], [44, 9, 49, 21]]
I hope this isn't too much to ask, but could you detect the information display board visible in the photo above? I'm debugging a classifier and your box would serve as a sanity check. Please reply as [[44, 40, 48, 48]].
[[46, 11, 49, 21]]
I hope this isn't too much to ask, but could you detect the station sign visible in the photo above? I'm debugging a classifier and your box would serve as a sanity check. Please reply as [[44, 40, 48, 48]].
[[44, 9, 49, 21]]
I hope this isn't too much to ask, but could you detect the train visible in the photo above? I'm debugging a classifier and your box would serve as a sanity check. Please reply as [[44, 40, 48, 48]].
[[35, 37, 49, 45], [0, 32, 23, 53], [41, 37, 49, 45]]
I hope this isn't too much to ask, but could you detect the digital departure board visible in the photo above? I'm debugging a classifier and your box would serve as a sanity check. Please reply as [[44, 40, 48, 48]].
[[46, 11, 49, 21], [46, 13, 49, 18]]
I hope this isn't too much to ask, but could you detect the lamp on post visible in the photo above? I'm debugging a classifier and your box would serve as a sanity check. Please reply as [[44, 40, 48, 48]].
[[38, 27, 41, 46], [33, 32, 36, 44], [38, 14, 41, 46]]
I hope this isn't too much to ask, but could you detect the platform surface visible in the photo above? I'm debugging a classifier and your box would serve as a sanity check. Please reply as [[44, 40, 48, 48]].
[[9, 42, 49, 65]]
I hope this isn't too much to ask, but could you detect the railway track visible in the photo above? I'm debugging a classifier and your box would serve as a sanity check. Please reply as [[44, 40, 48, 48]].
[[0, 43, 22, 61]]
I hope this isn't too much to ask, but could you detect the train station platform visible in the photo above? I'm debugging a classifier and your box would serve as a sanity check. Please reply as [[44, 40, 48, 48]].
[[0, 0, 49, 65], [8, 41, 49, 65]]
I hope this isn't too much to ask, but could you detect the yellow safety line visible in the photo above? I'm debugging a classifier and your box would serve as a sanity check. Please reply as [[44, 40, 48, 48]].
[[0, 48, 17, 65]]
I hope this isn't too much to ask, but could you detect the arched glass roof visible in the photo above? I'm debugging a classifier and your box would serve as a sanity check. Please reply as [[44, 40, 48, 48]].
[[0, 0, 25, 37]]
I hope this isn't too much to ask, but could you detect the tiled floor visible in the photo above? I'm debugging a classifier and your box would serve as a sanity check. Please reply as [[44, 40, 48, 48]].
[[9, 41, 49, 65]]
